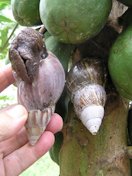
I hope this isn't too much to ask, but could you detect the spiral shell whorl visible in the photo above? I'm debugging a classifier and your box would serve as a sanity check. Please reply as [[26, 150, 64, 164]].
[[81, 105, 104, 135], [66, 58, 106, 134], [67, 58, 106, 93], [73, 84, 106, 134]]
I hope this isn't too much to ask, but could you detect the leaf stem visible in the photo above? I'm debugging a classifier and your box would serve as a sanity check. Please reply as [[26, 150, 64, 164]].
[[0, 23, 19, 52]]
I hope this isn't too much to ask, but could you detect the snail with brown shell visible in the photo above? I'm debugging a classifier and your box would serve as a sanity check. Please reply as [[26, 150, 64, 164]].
[[66, 58, 107, 135], [9, 28, 65, 145]]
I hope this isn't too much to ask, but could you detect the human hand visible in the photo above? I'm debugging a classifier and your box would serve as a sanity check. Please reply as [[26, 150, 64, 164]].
[[0, 65, 63, 176]]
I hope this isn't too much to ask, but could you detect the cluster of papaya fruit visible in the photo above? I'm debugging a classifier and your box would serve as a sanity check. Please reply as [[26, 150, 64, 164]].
[[11, 0, 132, 164]]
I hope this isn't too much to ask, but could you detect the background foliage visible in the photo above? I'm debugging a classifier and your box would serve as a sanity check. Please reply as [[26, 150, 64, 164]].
[[0, 0, 17, 61]]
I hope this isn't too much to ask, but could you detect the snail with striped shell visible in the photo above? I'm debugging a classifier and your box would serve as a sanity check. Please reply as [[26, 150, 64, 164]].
[[66, 58, 107, 135], [9, 28, 65, 145]]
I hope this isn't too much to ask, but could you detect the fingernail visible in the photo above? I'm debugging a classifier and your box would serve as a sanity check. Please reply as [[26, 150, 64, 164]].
[[6, 105, 28, 120]]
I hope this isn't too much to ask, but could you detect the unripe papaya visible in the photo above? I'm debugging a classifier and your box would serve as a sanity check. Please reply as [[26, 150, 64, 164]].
[[45, 34, 75, 71], [108, 25, 132, 100], [11, 0, 42, 26], [40, 0, 112, 44]]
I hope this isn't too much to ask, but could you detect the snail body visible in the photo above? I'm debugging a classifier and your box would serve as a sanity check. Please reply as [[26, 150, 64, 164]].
[[66, 58, 106, 135], [9, 28, 65, 145]]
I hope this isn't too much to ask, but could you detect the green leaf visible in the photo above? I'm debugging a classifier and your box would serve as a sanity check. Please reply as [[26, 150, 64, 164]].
[[0, 95, 10, 101], [0, 22, 18, 60], [0, 26, 8, 46], [0, 15, 13, 22], [0, 1, 10, 10]]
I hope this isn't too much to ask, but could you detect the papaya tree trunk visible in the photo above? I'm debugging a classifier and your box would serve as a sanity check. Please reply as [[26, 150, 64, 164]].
[[59, 95, 130, 176]]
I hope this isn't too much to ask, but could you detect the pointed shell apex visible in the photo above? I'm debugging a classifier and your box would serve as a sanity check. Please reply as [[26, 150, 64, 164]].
[[27, 127, 45, 145], [80, 105, 104, 134], [26, 106, 55, 145], [86, 118, 102, 135]]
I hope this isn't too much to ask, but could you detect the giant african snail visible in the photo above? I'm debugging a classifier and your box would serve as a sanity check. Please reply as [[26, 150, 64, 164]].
[[9, 28, 65, 145], [66, 58, 107, 135]]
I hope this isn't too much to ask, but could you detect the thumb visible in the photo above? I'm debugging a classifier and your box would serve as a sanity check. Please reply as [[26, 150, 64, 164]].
[[0, 104, 28, 142]]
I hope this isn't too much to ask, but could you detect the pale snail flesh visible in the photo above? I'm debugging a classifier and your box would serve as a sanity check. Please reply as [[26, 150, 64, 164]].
[[66, 58, 107, 135], [9, 28, 65, 145]]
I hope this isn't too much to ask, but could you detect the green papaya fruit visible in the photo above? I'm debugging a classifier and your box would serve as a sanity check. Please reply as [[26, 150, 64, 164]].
[[108, 25, 132, 100], [45, 34, 75, 71], [40, 0, 112, 44], [118, 0, 132, 6], [11, 0, 42, 26]]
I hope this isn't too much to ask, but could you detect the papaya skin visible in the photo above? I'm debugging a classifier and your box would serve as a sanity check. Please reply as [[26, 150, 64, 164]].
[[11, 0, 42, 26], [40, 0, 112, 44], [45, 34, 75, 71], [108, 25, 132, 100]]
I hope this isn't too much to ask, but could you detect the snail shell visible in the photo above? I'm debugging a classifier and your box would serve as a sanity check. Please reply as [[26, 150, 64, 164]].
[[9, 28, 65, 145], [66, 58, 106, 135], [17, 51, 65, 145]]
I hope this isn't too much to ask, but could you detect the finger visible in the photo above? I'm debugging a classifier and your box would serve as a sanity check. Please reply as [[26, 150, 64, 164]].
[[0, 65, 15, 92], [0, 128, 28, 157], [1, 113, 63, 157], [46, 113, 63, 133], [4, 131, 55, 176], [0, 105, 28, 142]]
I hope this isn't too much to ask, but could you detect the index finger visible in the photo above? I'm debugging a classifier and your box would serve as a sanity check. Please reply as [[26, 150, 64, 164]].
[[0, 65, 15, 92]]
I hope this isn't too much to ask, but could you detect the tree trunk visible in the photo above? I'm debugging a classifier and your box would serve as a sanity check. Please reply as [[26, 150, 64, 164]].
[[60, 95, 130, 176]]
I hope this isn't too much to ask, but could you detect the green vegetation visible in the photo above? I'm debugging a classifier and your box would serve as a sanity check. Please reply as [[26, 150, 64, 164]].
[[45, 33, 74, 71], [11, 0, 42, 26], [109, 25, 132, 100], [40, 0, 112, 44], [0, 1, 17, 60]]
